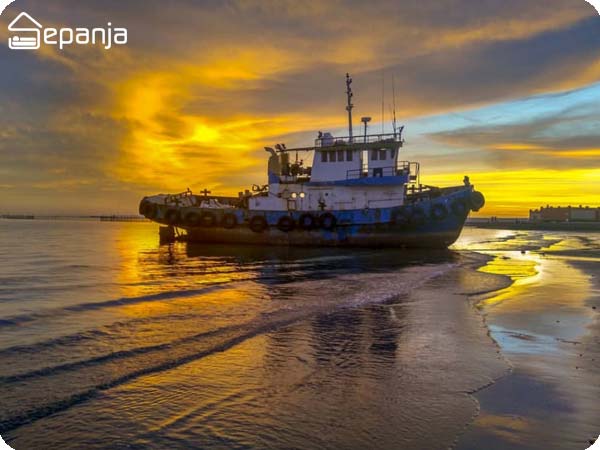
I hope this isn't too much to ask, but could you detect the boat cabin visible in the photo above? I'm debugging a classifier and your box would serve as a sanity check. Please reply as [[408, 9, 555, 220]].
[[247, 73, 419, 212], [248, 132, 419, 212]]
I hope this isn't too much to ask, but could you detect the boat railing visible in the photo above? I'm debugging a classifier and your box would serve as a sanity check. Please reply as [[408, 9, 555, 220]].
[[346, 166, 396, 179], [345, 160, 419, 181], [315, 133, 399, 147]]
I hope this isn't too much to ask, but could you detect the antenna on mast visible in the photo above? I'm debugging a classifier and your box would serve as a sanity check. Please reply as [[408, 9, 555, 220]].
[[345, 73, 354, 142], [392, 73, 397, 138], [381, 70, 385, 134]]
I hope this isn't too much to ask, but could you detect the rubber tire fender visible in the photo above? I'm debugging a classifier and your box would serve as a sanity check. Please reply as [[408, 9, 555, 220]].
[[145, 203, 158, 219], [469, 191, 485, 212], [164, 208, 181, 225], [319, 213, 337, 230], [431, 203, 448, 221], [221, 213, 237, 229], [298, 213, 316, 230], [139, 198, 149, 215], [277, 216, 295, 232], [391, 208, 410, 226], [249, 215, 268, 233], [183, 210, 202, 227], [409, 207, 426, 226], [199, 211, 216, 227], [451, 199, 468, 217]]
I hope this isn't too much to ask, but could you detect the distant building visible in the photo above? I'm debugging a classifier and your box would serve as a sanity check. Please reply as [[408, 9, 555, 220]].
[[529, 205, 600, 222]]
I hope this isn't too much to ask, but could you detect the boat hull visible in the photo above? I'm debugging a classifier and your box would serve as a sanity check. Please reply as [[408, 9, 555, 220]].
[[184, 224, 464, 248], [172, 186, 476, 249]]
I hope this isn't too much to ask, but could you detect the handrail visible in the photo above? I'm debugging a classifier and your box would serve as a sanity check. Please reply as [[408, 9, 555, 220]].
[[315, 133, 399, 147], [345, 160, 419, 181]]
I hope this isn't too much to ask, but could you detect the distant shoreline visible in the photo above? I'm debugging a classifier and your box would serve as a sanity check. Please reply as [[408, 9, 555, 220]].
[[0, 215, 148, 222], [467, 221, 600, 232]]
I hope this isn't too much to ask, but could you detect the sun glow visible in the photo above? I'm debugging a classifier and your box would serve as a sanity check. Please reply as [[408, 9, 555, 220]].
[[425, 168, 600, 217]]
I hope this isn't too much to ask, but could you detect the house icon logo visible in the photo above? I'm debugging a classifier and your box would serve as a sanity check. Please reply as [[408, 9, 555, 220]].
[[8, 12, 42, 50]]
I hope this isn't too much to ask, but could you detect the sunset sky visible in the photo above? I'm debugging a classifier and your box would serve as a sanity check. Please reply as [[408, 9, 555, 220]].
[[1, 0, 599, 216]]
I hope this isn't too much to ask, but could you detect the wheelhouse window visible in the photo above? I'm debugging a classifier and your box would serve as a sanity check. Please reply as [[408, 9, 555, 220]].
[[330, 151, 337, 162], [337, 150, 344, 161], [380, 150, 387, 160], [346, 150, 353, 161], [371, 149, 378, 160], [321, 151, 328, 162]]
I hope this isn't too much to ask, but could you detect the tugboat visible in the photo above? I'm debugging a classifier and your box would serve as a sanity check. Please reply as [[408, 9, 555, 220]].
[[139, 74, 484, 248]]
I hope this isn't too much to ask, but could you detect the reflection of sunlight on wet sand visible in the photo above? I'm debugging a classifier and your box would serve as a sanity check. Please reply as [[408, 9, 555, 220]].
[[472, 414, 534, 444], [477, 253, 542, 308], [477, 252, 592, 316], [463, 233, 595, 347], [452, 228, 516, 251], [454, 230, 593, 314]]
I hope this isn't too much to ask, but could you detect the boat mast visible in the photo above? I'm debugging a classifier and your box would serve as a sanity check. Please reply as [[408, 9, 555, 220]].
[[345, 73, 354, 142], [392, 73, 398, 138]]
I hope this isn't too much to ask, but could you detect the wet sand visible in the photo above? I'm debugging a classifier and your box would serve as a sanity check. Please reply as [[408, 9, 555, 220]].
[[456, 231, 600, 450]]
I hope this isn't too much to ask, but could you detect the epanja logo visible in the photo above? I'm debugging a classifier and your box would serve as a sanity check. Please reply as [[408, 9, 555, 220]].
[[8, 11, 127, 50]]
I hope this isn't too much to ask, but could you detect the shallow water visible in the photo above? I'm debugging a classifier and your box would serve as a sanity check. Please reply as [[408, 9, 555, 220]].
[[456, 229, 600, 450], [0, 220, 596, 449]]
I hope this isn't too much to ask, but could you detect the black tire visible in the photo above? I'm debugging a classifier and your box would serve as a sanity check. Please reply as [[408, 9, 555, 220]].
[[391, 208, 410, 226], [139, 199, 149, 215], [249, 215, 268, 233], [183, 210, 202, 227], [469, 191, 485, 212], [145, 203, 158, 219], [410, 208, 426, 226], [164, 208, 180, 225], [319, 213, 337, 230], [451, 199, 468, 217], [221, 213, 237, 229], [199, 211, 216, 227], [431, 203, 448, 221], [298, 213, 316, 230], [277, 216, 295, 232]]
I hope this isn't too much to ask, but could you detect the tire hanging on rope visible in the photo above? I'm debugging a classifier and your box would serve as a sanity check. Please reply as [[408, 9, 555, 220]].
[[249, 215, 268, 233], [183, 210, 202, 227], [391, 208, 410, 226], [164, 208, 181, 225], [409, 208, 426, 226], [277, 216, 295, 232], [469, 191, 485, 212], [431, 203, 448, 221], [199, 211, 216, 227], [319, 213, 337, 230], [298, 213, 316, 230], [221, 213, 237, 229], [451, 199, 468, 217]]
